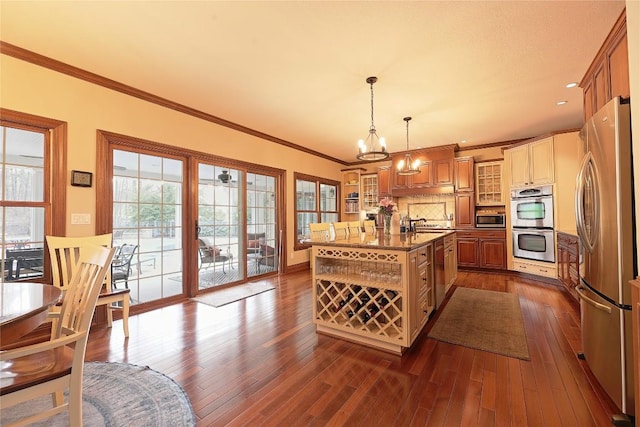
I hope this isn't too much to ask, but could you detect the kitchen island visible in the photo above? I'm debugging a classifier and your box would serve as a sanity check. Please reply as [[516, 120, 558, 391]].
[[310, 230, 455, 354]]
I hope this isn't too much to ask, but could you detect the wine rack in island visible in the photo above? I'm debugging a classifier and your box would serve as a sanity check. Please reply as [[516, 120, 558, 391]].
[[312, 243, 434, 354]]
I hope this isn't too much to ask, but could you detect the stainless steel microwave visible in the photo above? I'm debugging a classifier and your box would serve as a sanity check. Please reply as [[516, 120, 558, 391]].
[[475, 213, 506, 228]]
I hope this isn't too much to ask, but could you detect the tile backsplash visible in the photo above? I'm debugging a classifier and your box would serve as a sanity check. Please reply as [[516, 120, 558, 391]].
[[397, 194, 455, 226]]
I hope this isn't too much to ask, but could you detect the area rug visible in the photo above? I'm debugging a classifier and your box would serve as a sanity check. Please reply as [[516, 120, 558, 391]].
[[427, 287, 530, 360], [192, 281, 275, 307], [0, 362, 196, 426]]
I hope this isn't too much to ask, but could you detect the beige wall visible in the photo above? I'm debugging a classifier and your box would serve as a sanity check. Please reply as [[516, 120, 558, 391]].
[[0, 55, 343, 267]]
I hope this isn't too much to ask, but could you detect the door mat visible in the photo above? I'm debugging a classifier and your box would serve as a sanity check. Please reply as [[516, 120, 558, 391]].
[[192, 282, 275, 307], [428, 287, 530, 360]]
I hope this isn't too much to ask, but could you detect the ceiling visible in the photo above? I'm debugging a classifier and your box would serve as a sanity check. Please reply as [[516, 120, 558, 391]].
[[0, 1, 626, 164]]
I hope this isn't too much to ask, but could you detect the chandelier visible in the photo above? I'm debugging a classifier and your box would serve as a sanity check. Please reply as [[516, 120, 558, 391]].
[[356, 76, 389, 161], [397, 116, 421, 176]]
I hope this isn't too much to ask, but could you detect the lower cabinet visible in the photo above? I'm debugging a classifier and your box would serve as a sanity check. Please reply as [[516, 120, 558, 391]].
[[456, 229, 506, 270], [511, 259, 557, 279], [557, 231, 580, 301]]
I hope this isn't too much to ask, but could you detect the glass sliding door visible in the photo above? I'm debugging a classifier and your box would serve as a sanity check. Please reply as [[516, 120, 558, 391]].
[[247, 173, 278, 278], [197, 164, 243, 290], [112, 150, 184, 304]]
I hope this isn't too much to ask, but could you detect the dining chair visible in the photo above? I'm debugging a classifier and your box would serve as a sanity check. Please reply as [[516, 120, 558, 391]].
[[46, 234, 130, 338], [363, 220, 377, 235], [0, 244, 116, 426], [332, 221, 350, 239], [309, 223, 330, 240], [347, 220, 362, 237]]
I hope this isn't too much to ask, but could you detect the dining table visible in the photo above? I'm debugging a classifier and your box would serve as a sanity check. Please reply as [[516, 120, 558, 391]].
[[0, 282, 61, 346]]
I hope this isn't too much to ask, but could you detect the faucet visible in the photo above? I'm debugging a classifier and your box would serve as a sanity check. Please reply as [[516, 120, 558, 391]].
[[408, 218, 426, 232]]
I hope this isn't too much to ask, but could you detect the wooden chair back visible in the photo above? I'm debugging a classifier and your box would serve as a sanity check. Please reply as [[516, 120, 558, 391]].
[[347, 221, 362, 236], [332, 222, 350, 239], [47, 234, 113, 293], [46, 234, 130, 338], [309, 223, 330, 240], [0, 244, 116, 426], [363, 220, 377, 235]]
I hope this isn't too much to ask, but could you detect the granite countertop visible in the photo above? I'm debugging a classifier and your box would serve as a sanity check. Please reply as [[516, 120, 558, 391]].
[[308, 230, 455, 251]]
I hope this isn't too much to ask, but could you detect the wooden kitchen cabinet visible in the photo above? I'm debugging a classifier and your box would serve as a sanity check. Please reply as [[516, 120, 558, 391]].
[[506, 137, 554, 188], [377, 166, 392, 198], [456, 236, 479, 268], [433, 158, 454, 186], [455, 193, 475, 229], [454, 156, 474, 192], [580, 10, 629, 121], [456, 229, 506, 270], [475, 160, 503, 205], [391, 154, 431, 191], [557, 231, 580, 302], [361, 173, 378, 210], [390, 145, 456, 196]]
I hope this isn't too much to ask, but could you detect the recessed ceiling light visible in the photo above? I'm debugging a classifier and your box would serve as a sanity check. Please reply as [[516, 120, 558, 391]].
[[460, 140, 467, 144], [557, 100, 568, 106], [566, 82, 578, 88]]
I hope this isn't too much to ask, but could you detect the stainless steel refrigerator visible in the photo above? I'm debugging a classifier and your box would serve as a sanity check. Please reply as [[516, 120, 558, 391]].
[[575, 96, 635, 418]]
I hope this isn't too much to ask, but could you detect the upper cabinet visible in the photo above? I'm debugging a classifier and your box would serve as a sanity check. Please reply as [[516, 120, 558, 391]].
[[454, 156, 474, 192], [361, 173, 378, 210], [390, 145, 456, 196], [475, 160, 503, 205], [580, 10, 628, 121], [377, 166, 392, 198], [506, 137, 554, 188]]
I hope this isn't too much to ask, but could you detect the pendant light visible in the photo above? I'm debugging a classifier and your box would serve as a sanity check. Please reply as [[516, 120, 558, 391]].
[[218, 170, 232, 183], [356, 76, 389, 161], [397, 116, 421, 176]]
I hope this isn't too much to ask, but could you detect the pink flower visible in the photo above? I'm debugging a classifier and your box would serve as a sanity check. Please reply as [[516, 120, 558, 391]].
[[378, 198, 397, 216]]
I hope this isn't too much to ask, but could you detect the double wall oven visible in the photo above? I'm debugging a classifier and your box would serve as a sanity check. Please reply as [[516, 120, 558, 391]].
[[510, 185, 555, 263]]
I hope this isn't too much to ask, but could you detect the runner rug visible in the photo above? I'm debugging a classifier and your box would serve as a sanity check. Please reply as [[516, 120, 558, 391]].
[[0, 361, 196, 426], [192, 281, 275, 307], [427, 287, 530, 360]]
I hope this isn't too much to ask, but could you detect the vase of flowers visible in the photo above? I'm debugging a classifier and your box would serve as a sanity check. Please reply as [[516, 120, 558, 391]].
[[378, 198, 397, 236]]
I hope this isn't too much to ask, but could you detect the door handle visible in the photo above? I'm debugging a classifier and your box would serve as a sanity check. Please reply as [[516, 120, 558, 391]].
[[575, 153, 598, 253], [575, 285, 611, 314]]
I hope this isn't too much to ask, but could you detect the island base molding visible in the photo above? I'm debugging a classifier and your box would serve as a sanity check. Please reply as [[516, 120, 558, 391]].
[[316, 325, 405, 355]]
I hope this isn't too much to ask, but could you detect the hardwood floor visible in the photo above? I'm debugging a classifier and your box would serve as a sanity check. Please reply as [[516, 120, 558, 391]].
[[84, 270, 620, 426]]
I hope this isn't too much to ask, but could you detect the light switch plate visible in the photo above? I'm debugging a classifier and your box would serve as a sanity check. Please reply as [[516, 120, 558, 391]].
[[71, 213, 91, 225]]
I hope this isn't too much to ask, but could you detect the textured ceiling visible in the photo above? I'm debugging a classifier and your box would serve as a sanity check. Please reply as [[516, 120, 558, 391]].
[[0, 1, 626, 164]]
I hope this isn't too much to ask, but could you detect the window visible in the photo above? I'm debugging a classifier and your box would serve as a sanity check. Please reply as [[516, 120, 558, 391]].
[[0, 110, 66, 284], [294, 172, 339, 249]]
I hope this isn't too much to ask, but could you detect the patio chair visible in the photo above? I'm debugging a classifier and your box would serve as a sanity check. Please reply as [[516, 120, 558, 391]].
[[111, 243, 138, 289], [0, 244, 116, 426], [257, 243, 277, 273], [198, 238, 231, 273]]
